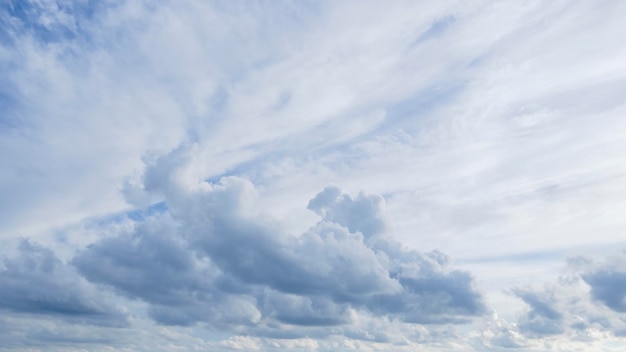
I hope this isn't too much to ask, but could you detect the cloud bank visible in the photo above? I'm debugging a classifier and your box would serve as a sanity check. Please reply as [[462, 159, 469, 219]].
[[73, 155, 485, 335], [0, 239, 126, 326], [1, 163, 486, 348]]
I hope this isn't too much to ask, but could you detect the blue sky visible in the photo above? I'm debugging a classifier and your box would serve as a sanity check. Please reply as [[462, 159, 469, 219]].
[[2, 1, 626, 351]]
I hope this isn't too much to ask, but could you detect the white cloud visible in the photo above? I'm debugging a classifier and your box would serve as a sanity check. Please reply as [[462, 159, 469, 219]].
[[0, 239, 127, 326], [469, 252, 626, 351], [74, 167, 485, 331]]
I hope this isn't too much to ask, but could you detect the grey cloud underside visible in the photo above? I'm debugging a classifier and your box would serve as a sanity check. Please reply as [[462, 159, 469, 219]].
[[0, 240, 126, 327], [73, 170, 485, 334], [583, 268, 626, 313], [512, 287, 565, 336], [507, 252, 626, 341]]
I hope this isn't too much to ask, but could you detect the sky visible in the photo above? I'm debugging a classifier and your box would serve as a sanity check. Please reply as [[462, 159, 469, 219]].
[[1, 0, 626, 351]]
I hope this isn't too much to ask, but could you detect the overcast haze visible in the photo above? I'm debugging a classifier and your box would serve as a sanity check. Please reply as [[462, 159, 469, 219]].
[[2, 1, 626, 351]]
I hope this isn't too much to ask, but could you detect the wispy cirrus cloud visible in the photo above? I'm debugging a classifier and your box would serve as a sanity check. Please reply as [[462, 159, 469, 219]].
[[2, 0, 626, 351]]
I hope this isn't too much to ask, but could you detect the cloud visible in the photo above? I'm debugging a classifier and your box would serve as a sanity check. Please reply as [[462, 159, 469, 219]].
[[475, 311, 527, 350], [473, 252, 626, 350], [72, 212, 259, 328], [512, 285, 565, 336], [582, 252, 626, 314], [73, 158, 484, 337], [0, 239, 126, 327], [2, 0, 626, 350], [307, 186, 388, 239]]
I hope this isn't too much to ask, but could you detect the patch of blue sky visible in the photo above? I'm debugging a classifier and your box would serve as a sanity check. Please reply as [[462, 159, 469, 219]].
[[0, 11, 16, 46], [203, 151, 270, 185], [3, 1, 73, 42], [1, 8, 91, 87], [1, 0, 102, 47], [0, 90, 21, 131], [78, 201, 169, 232], [126, 201, 168, 222], [204, 174, 225, 185]]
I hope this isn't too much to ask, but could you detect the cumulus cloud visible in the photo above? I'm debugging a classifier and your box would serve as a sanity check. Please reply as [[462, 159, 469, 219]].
[[307, 186, 389, 239], [472, 252, 626, 350], [512, 285, 566, 336], [0, 239, 126, 327], [72, 155, 484, 337], [582, 252, 626, 314], [475, 311, 527, 350]]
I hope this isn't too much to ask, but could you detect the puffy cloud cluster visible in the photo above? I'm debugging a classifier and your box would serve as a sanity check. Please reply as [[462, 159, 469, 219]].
[[475, 252, 626, 350], [514, 253, 626, 339], [68, 153, 486, 336], [0, 239, 126, 327], [0, 143, 486, 345], [583, 253, 626, 315]]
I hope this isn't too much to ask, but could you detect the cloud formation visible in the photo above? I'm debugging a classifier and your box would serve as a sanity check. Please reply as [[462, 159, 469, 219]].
[[473, 253, 626, 351], [583, 253, 626, 314], [0, 239, 126, 327], [2, 0, 626, 350], [74, 162, 485, 335]]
